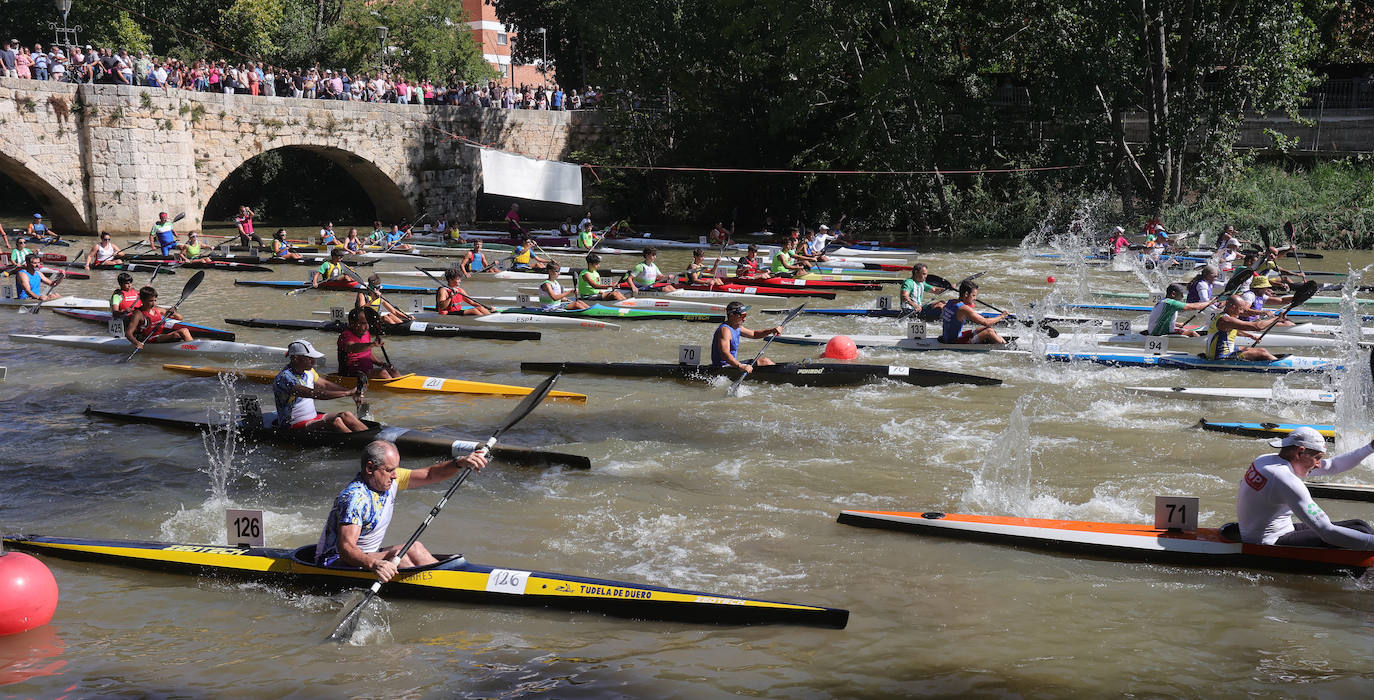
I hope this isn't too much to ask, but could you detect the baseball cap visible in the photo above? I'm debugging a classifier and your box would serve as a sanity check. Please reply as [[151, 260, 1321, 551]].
[[1269, 426, 1326, 450], [33, 213, 42, 218], [286, 340, 325, 358], [1226, 238, 1240, 248], [1113, 226, 1125, 234], [818, 224, 830, 231]]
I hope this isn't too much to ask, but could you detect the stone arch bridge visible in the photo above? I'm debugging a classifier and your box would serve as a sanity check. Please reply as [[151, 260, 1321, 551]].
[[0, 77, 602, 234]]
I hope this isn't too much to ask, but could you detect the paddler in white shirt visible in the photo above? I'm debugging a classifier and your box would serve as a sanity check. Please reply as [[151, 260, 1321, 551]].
[[577, 253, 626, 302], [1144, 282, 1214, 337], [1238, 427, 1374, 548], [712, 301, 783, 373], [629, 247, 676, 292], [85, 231, 122, 269], [271, 340, 368, 432], [538, 265, 588, 310]]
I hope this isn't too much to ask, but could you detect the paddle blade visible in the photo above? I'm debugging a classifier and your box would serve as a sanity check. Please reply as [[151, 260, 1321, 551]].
[[925, 274, 954, 292], [1258, 226, 1272, 250], [489, 371, 562, 442], [1220, 268, 1251, 297], [324, 584, 381, 643], [1284, 221, 1295, 243], [1285, 280, 1320, 310], [178, 270, 207, 303], [171, 212, 186, 224]]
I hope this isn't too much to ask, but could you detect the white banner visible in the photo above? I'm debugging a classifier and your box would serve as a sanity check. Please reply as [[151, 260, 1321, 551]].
[[479, 148, 583, 206]]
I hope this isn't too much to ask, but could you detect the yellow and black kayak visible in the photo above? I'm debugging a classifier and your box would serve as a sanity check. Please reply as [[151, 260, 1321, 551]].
[[1197, 420, 1336, 441], [1, 536, 849, 628], [161, 364, 588, 403]]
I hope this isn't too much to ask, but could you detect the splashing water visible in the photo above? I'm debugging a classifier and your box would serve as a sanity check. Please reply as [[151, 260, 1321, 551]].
[[961, 394, 1043, 516], [1331, 265, 1374, 453], [200, 370, 259, 501]]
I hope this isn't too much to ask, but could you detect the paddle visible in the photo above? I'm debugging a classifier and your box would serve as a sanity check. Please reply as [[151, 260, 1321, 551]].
[[1284, 221, 1307, 279], [353, 372, 373, 422], [1177, 267, 1250, 329], [324, 371, 564, 643], [147, 212, 187, 251], [974, 297, 1059, 338], [121, 270, 206, 363], [1247, 280, 1319, 349], [726, 302, 807, 397], [360, 306, 396, 371], [18, 269, 67, 315], [381, 213, 428, 253], [337, 263, 414, 323], [414, 266, 494, 314]]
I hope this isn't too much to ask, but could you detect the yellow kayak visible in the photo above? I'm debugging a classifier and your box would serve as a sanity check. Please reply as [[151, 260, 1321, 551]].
[[161, 364, 588, 403]]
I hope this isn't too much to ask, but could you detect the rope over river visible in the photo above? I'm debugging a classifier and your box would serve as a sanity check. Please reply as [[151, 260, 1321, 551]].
[[2, 221, 1374, 696]]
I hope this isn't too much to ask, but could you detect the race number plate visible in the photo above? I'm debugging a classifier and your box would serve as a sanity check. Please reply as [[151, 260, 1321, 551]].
[[410, 321, 428, 332], [1144, 336, 1168, 354], [1153, 496, 1199, 531], [485, 569, 531, 594], [515, 293, 532, 306], [908, 322, 926, 339], [679, 345, 701, 365], [1111, 319, 1132, 334], [421, 377, 444, 389], [407, 297, 424, 314], [226, 509, 265, 547], [888, 365, 911, 376], [108, 318, 125, 337], [1, 286, 12, 299], [876, 295, 892, 310], [219, 243, 231, 256], [330, 307, 346, 322]]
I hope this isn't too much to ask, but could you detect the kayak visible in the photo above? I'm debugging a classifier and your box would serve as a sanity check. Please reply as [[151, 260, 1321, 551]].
[[0, 296, 110, 310], [631, 288, 789, 303], [1124, 386, 1337, 404], [605, 298, 727, 314], [684, 275, 881, 291], [521, 361, 1002, 387], [52, 260, 165, 274], [502, 303, 724, 323], [85, 406, 591, 470], [54, 309, 238, 341], [1198, 420, 1336, 441], [160, 365, 588, 403], [616, 282, 837, 300], [1044, 348, 1338, 373], [835, 510, 1374, 576], [1305, 482, 1374, 503], [1059, 303, 1358, 321], [773, 333, 1020, 354], [0, 535, 847, 628], [134, 258, 273, 273], [128, 254, 377, 268], [407, 311, 621, 331], [233, 279, 433, 294], [3, 265, 91, 280], [222, 318, 540, 342], [1098, 332, 1343, 351], [9, 334, 286, 359], [1095, 291, 1372, 307]]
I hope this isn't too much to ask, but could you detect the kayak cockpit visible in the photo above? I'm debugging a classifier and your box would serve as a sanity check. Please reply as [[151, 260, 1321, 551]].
[[288, 545, 467, 572]]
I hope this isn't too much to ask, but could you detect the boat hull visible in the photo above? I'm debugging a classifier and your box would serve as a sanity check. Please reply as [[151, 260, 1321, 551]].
[[160, 364, 588, 403], [520, 361, 1002, 387]]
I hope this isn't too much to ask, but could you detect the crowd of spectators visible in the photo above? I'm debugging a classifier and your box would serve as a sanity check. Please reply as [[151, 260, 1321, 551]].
[[0, 38, 600, 109]]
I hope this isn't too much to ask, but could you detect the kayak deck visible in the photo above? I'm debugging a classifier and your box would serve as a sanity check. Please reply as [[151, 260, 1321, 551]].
[[161, 364, 588, 403], [1, 536, 847, 628], [521, 361, 1002, 387]]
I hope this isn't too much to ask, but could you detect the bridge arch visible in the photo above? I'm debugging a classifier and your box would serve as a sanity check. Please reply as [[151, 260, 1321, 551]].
[[198, 141, 414, 226], [0, 136, 89, 234]]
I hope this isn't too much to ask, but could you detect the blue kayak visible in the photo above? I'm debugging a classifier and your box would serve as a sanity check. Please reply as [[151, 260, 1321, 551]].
[[1058, 303, 1360, 321], [1199, 420, 1336, 440], [1044, 349, 1339, 373]]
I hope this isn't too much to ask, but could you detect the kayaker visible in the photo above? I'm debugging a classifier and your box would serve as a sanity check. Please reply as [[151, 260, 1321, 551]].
[[355, 274, 409, 326], [460, 240, 499, 275], [123, 285, 194, 348], [1144, 283, 1215, 336], [1108, 227, 1130, 255], [938, 280, 1007, 345], [1238, 276, 1294, 326], [235, 206, 264, 247], [900, 263, 949, 321], [367, 221, 387, 246], [85, 232, 122, 269], [505, 202, 526, 237], [272, 339, 368, 432], [1186, 266, 1219, 303], [708, 222, 731, 246], [343, 228, 366, 254], [270, 229, 303, 260], [810, 223, 839, 252], [319, 222, 338, 247], [538, 264, 588, 311], [14, 254, 63, 301], [435, 267, 492, 316], [576, 222, 600, 250], [1258, 247, 1305, 290], [311, 247, 349, 288], [109, 272, 140, 316], [148, 212, 178, 256], [176, 232, 212, 264], [26, 213, 53, 242], [769, 241, 807, 278], [338, 308, 400, 379], [734, 245, 768, 280], [576, 253, 626, 302], [793, 231, 826, 267], [382, 224, 412, 252], [1238, 427, 1374, 549], [313, 439, 487, 579], [9, 238, 35, 267], [1203, 294, 1284, 362], [1216, 238, 1240, 273], [630, 247, 676, 292], [1216, 224, 1251, 250], [684, 249, 726, 286], [713, 301, 783, 373], [511, 237, 555, 272]]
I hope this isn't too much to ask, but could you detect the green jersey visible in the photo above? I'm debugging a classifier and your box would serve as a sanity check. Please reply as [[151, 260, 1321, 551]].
[[770, 250, 793, 274], [1146, 297, 1187, 336], [900, 279, 935, 309], [577, 269, 601, 297]]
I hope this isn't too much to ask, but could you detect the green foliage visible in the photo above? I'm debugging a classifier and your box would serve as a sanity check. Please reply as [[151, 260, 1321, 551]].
[[102, 11, 154, 54], [1162, 160, 1374, 248], [327, 0, 495, 81], [218, 0, 287, 59]]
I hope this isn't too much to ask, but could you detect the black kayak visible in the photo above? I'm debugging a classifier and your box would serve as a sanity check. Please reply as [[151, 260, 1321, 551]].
[[55, 260, 169, 274], [520, 361, 1001, 387], [85, 406, 590, 469], [224, 318, 540, 342], [128, 253, 376, 267]]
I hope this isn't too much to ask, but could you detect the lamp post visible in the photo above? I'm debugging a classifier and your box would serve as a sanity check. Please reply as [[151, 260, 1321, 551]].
[[536, 27, 547, 85], [50, 0, 82, 48], [375, 25, 388, 75]]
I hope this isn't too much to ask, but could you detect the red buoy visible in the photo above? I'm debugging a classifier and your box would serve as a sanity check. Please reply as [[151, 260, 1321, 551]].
[[1047, 276, 1057, 284], [0, 552, 58, 636], [822, 335, 858, 361]]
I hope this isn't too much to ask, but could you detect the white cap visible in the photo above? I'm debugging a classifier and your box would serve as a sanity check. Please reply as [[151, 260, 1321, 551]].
[[286, 340, 325, 358], [818, 224, 830, 231], [1113, 226, 1124, 234], [1269, 426, 1326, 451], [1226, 238, 1241, 248]]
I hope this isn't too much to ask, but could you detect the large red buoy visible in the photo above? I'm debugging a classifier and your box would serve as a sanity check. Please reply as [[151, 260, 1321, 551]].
[[822, 335, 858, 361], [0, 552, 58, 636]]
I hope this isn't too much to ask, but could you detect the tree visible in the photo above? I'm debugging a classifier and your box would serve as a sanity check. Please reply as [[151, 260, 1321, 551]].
[[327, 0, 495, 82]]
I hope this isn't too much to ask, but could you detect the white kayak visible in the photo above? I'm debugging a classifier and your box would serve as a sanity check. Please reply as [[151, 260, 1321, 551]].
[[409, 311, 620, 331], [1124, 386, 1338, 404], [8, 334, 287, 359], [773, 332, 1020, 353], [0, 296, 110, 310], [1098, 332, 1344, 352]]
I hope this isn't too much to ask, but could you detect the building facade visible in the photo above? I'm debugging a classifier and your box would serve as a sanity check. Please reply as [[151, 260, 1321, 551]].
[[464, 0, 552, 86]]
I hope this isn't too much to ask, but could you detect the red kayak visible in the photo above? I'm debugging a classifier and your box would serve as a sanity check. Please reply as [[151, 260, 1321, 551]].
[[711, 275, 881, 291], [618, 281, 836, 299], [0, 264, 88, 280], [54, 308, 238, 341], [39, 252, 67, 263]]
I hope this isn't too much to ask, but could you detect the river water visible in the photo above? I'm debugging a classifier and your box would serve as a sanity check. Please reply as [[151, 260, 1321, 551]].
[[3, 221, 1374, 697]]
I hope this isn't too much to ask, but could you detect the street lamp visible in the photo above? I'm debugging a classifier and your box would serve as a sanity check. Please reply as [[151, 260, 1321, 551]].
[[536, 27, 547, 84], [375, 25, 388, 74], [50, 0, 82, 48]]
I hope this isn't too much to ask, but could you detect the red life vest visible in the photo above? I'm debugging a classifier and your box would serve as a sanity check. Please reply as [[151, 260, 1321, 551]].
[[136, 306, 166, 339], [113, 288, 141, 314]]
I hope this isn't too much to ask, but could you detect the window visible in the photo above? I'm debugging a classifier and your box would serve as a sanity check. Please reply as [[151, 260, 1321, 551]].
[[497, 33, 508, 46], [498, 64, 508, 77]]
